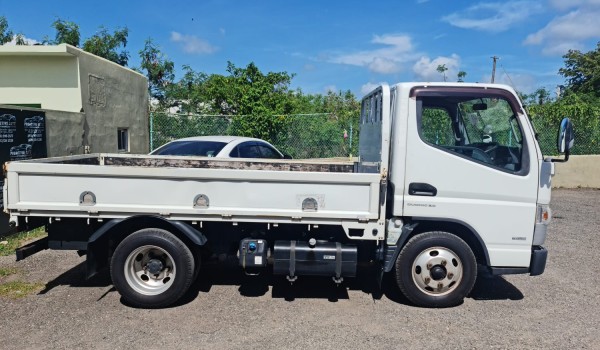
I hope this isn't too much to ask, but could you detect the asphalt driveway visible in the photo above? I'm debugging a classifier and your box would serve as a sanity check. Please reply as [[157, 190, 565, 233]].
[[0, 189, 598, 349]]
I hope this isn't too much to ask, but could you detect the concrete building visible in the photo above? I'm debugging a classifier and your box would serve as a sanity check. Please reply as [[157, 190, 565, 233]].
[[0, 44, 149, 235], [0, 43, 149, 155]]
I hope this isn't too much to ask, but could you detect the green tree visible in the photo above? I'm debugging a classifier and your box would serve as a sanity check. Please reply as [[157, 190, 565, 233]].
[[83, 27, 129, 66], [437, 64, 448, 82], [208, 62, 296, 141], [277, 89, 360, 157], [50, 19, 80, 46], [212, 61, 295, 115], [294, 90, 360, 157], [457, 71, 467, 82], [0, 16, 14, 44], [155, 61, 362, 155], [534, 88, 551, 105], [14, 33, 27, 45], [138, 38, 175, 101], [163, 65, 209, 113], [528, 91, 600, 154], [559, 42, 600, 96]]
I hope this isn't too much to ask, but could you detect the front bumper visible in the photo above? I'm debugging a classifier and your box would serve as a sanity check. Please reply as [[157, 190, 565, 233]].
[[529, 245, 548, 276], [489, 245, 548, 276]]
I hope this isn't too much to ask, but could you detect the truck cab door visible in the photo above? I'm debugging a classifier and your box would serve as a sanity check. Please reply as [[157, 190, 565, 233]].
[[403, 86, 539, 268]]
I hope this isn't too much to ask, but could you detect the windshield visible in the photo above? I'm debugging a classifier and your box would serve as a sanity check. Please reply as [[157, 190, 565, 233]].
[[151, 141, 227, 157], [459, 98, 523, 147]]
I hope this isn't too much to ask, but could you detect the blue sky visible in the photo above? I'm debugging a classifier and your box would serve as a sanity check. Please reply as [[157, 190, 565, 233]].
[[2, 0, 600, 97]]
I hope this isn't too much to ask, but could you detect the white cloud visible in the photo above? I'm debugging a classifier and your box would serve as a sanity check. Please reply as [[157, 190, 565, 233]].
[[524, 8, 600, 55], [170, 31, 218, 54], [368, 57, 398, 74], [329, 34, 420, 74], [361, 82, 389, 95], [442, 1, 543, 32], [412, 54, 461, 81], [549, 0, 600, 11], [371, 34, 412, 48], [4, 34, 39, 46], [303, 64, 316, 71]]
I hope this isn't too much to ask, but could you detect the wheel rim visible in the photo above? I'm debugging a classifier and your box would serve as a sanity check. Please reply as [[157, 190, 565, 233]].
[[411, 246, 463, 296], [124, 245, 176, 296]]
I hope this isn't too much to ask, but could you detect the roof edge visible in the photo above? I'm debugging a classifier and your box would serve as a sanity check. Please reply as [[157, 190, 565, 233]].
[[0, 43, 146, 79]]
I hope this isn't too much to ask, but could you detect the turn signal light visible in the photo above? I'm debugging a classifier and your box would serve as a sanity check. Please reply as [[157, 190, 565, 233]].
[[537, 204, 552, 225]]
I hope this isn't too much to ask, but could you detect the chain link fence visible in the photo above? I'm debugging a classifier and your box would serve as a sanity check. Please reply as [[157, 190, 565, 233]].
[[150, 113, 598, 159], [533, 119, 600, 156], [150, 113, 358, 159]]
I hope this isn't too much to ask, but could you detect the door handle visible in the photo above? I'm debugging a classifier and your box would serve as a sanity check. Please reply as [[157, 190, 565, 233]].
[[408, 183, 437, 196]]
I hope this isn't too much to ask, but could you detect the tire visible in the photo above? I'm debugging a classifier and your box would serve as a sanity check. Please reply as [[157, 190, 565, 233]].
[[110, 228, 195, 308], [395, 231, 476, 308]]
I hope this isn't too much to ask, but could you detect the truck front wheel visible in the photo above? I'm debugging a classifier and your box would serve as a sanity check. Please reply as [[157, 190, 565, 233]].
[[110, 228, 195, 308], [395, 231, 476, 308]]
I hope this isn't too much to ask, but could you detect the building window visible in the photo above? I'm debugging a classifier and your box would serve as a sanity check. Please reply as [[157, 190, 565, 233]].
[[117, 128, 129, 152]]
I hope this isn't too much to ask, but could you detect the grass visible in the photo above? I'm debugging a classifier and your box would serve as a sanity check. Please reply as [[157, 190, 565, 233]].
[[0, 267, 18, 277], [0, 227, 47, 257], [0, 281, 45, 299], [0, 231, 47, 299]]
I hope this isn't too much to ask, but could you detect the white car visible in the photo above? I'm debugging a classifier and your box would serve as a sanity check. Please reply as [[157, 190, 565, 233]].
[[150, 136, 291, 159]]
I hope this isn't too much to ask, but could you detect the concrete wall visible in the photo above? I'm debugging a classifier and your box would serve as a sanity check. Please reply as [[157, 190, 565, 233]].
[[0, 55, 82, 112], [72, 47, 149, 154], [45, 109, 86, 156], [553, 155, 600, 188]]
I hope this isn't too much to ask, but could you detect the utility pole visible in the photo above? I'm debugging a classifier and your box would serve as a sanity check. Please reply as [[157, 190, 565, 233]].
[[491, 56, 499, 83]]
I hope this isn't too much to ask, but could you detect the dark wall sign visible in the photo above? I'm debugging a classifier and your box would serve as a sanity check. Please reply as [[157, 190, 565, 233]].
[[0, 108, 48, 210]]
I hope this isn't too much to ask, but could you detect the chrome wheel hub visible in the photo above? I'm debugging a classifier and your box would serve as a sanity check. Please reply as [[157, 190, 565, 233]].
[[411, 246, 463, 296]]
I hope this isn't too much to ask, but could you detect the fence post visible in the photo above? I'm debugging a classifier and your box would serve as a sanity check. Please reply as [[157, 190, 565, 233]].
[[149, 112, 154, 151], [349, 124, 353, 156]]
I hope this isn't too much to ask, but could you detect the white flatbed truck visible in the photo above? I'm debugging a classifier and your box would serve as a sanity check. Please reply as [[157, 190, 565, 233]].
[[3, 83, 574, 308]]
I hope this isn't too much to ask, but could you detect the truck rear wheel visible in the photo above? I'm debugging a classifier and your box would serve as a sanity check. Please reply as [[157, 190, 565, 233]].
[[395, 231, 476, 308], [110, 228, 195, 308]]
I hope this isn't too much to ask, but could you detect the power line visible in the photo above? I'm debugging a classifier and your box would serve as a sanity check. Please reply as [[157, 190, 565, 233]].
[[500, 65, 516, 91]]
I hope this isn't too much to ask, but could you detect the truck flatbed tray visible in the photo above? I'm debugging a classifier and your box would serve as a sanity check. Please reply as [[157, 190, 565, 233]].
[[4, 154, 380, 224]]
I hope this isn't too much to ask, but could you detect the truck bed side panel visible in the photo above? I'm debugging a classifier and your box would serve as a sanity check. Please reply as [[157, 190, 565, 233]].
[[6, 161, 381, 223]]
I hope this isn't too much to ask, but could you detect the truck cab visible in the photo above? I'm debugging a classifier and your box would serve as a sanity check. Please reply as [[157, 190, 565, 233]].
[[367, 83, 571, 306]]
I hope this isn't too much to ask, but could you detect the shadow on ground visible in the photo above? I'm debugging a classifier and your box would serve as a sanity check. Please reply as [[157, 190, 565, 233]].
[[469, 272, 524, 301], [39, 260, 523, 307], [38, 261, 112, 295]]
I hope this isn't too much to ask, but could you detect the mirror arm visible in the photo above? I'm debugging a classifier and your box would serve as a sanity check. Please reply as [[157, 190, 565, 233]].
[[551, 149, 570, 163]]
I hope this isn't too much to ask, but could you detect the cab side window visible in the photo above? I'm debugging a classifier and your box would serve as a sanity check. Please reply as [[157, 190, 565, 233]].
[[418, 94, 526, 174]]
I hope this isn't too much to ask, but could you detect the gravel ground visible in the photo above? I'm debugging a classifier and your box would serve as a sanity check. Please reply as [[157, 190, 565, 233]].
[[0, 188, 599, 350]]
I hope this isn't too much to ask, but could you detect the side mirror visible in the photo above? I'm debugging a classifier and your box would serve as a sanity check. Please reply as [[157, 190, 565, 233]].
[[552, 117, 574, 163], [557, 117, 574, 154]]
